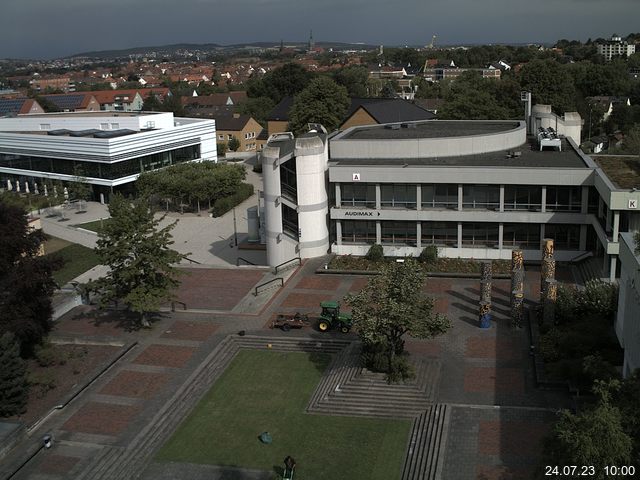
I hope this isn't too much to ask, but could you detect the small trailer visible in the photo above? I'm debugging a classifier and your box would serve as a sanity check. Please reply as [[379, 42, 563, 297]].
[[271, 312, 310, 332]]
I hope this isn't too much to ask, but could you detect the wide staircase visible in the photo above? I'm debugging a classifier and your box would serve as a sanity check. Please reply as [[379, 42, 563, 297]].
[[575, 256, 603, 285], [75, 334, 449, 480]]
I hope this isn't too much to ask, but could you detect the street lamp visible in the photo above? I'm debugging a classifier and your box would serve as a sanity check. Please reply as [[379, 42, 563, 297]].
[[233, 207, 238, 247]]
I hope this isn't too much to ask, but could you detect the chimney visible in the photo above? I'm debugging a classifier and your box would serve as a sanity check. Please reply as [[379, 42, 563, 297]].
[[233, 113, 240, 119]]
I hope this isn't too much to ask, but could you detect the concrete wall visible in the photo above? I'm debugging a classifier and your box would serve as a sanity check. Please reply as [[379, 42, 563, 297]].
[[295, 135, 329, 259], [330, 121, 526, 159], [2, 111, 175, 131], [531, 105, 582, 145], [262, 144, 285, 267], [615, 232, 640, 377]]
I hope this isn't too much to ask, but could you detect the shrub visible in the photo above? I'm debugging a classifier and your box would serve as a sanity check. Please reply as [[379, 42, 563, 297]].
[[419, 245, 438, 264], [217, 142, 227, 157], [34, 344, 60, 367], [27, 371, 56, 399], [210, 183, 254, 217], [582, 279, 618, 320], [365, 244, 384, 262], [0, 333, 28, 417], [361, 342, 415, 383]]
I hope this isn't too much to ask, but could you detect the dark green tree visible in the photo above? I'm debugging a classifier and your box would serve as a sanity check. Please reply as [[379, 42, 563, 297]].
[[345, 259, 451, 381], [142, 92, 163, 111], [88, 195, 187, 328], [543, 381, 633, 479], [0, 332, 28, 417], [236, 96, 275, 126], [518, 59, 578, 113], [288, 76, 349, 134], [227, 136, 241, 152], [70, 165, 91, 210], [0, 201, 60, 355], [247, 63, 314, 103], [333, 65, 369, 97]]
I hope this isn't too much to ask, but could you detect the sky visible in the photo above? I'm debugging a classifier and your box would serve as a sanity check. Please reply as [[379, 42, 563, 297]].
[[1, 0, 639, 59]]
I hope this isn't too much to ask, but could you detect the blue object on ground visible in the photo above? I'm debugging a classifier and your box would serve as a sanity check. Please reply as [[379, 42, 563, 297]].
[[479, 313, 492, 329]]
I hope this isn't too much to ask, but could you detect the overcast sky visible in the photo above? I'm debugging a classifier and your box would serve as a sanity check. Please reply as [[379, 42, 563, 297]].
[[1, 0, 639, 59]]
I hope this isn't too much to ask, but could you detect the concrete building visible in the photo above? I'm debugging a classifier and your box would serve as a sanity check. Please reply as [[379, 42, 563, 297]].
[[597, 34, 636, 61], [616, 232, 640, 377], [0, 111, 216, 200], [260, 111, 640, 280]]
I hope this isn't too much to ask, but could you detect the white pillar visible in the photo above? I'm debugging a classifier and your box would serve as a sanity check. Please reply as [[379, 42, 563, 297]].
[[498, 223, 504, 250], [335, 183, 341, 208], [499, 185, 505, 212], [416, 222, 422, 249], [609, 256, 617, 282], [375, 184, 381, 210], [613, 211, 620, 242], [416, 184, 422, 211], [457, 184, 463, 211], [541, 186, 547, 213], [376, 221, 381, 244], [336, 220, 342, 246], [457, 222, 463, 248]]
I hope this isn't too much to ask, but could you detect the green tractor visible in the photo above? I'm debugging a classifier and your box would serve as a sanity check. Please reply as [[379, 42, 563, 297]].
[[317, 301, 353, 333]]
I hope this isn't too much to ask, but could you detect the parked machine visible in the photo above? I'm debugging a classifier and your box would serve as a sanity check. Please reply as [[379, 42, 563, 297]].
[[317, 301, 353, 333]]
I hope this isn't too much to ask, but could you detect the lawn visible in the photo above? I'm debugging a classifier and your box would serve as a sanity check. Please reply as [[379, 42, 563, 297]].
[[157, 350, 411, 480], [73, 218, 110, 233], [44, 239, 100, 285]]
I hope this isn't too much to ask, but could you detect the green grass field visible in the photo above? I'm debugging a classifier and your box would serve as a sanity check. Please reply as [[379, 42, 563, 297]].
[[73, 218, 110, 233], [44, 239, 100, 285], [157, 350, 411, 480]]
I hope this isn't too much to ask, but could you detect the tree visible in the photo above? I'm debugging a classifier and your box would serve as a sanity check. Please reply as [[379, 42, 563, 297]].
[[247, 63, 314, 103], [333, 65, 369, 97], [88, 195, 187, 328], [345, 259, 451, 381], [0, 201, 60, 356], [227, 136, 241, 152], [217, 142, 228, 157], [288, 77, 349, 134], [142, 92, 163, 111], [543, 382, 633, 478], [0, 333, 28, 417], [518, 59, 578, 113], [70, 165, 91, 211], [236, 96, 275, 126]]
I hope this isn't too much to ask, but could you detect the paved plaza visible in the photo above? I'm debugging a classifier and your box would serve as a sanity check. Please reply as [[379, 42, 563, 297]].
[[0, 256, 573, 480]]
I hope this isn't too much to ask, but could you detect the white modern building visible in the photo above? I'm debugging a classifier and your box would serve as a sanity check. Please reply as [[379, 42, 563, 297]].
[[0, 111, 216, 200], [616, 232, 640, 378], [597, 34, 636, 61], [261, 111, 640, 281]]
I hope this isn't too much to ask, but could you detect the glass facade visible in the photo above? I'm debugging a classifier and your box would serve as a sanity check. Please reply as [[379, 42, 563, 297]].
[[381, 184, 417, 209], [462, 223, 499, 247], [280, 159, 297, 201], [282, 204, 299, 238], [341, 220, 376, 244], [0, 145, 200, 181], [421, 184, 457, 209], [502, 223, 540, 249], [504, 186, 542, 211], [545, 224, 580, 250], [341, 183, 376, 208], [381, 221, 416, 245], [422, 221, 458, 246], [545, 186, 581, 212], [463, 185, 500, 210]]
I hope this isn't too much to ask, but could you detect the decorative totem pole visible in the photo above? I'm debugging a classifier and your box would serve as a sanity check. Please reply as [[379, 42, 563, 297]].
[[510, 249, 525, 327], [540, 238, 557, 325], [479, 261, 493, 328]]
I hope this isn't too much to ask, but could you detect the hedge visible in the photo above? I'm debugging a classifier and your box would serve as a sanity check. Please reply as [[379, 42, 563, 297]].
[[210, 183, 254, 217]]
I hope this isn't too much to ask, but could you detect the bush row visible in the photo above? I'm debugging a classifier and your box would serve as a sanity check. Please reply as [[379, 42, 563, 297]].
[[210, 183, 254, 217]]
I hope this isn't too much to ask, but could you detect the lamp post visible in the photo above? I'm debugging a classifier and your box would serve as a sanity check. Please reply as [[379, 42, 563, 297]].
[[233, 207, 238, 247]]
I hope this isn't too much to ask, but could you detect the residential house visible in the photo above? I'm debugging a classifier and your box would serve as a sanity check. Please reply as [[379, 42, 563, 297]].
[[215, 114, 263, 152], [588, 96, 631, 121], [40, 93, 101, 112], [182, 92, 248, 118], [597, 34, 636, 61], [0, 98, 44, 117]]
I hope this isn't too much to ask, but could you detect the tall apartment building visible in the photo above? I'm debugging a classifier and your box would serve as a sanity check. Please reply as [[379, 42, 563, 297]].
[[597, 34, 636, 61]]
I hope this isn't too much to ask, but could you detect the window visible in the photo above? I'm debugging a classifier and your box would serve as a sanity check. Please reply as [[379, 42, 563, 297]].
[[227, 134, 233, 140], [504, 186, 542, 211], [462, 223, 499, 247], [218, 135, 224, 140], [280, 158, 297, 200], [545, 224, 580, 250], [546, 186, 581, 212], [381, 184, 416, 209], [381, 221, 416, 245], [422, 222, 457, 246], [100, 123, 108, 130], [39, 124, 51, 130], [110, 123, 119, 130], [282, 204, 298, 239], [463, 185, 500, 210], [342, 220, 376, 244], [421, 184, 457, 209], [502, 223, 540, 249], [341, 183, 376, 208]]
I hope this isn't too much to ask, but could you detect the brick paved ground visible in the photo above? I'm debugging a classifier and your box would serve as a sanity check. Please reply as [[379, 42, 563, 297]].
[[62, 402, 141, 436], [172, 268, 265, 310], [160, 320, 220, 341], [132, 344, 196, 368], [100, 370, 172, 399], [36, 454, 80, 476], [6, 257, 575, 480]]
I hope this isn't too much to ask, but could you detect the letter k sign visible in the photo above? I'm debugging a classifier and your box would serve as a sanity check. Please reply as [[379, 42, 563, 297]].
[[629, 199, 638, 209]]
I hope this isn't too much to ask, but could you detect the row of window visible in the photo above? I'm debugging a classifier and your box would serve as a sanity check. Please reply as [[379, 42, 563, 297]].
[[339, 183, 590, 213], [0, 145, 200, 180], [340, 221, 580, 250]]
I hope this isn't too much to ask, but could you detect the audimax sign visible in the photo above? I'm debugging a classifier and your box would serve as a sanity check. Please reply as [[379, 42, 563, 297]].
[[343, 211, 381, 217]]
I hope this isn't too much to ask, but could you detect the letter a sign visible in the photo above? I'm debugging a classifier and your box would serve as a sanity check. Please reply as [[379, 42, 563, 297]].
[[352, 173, 361, 181]]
